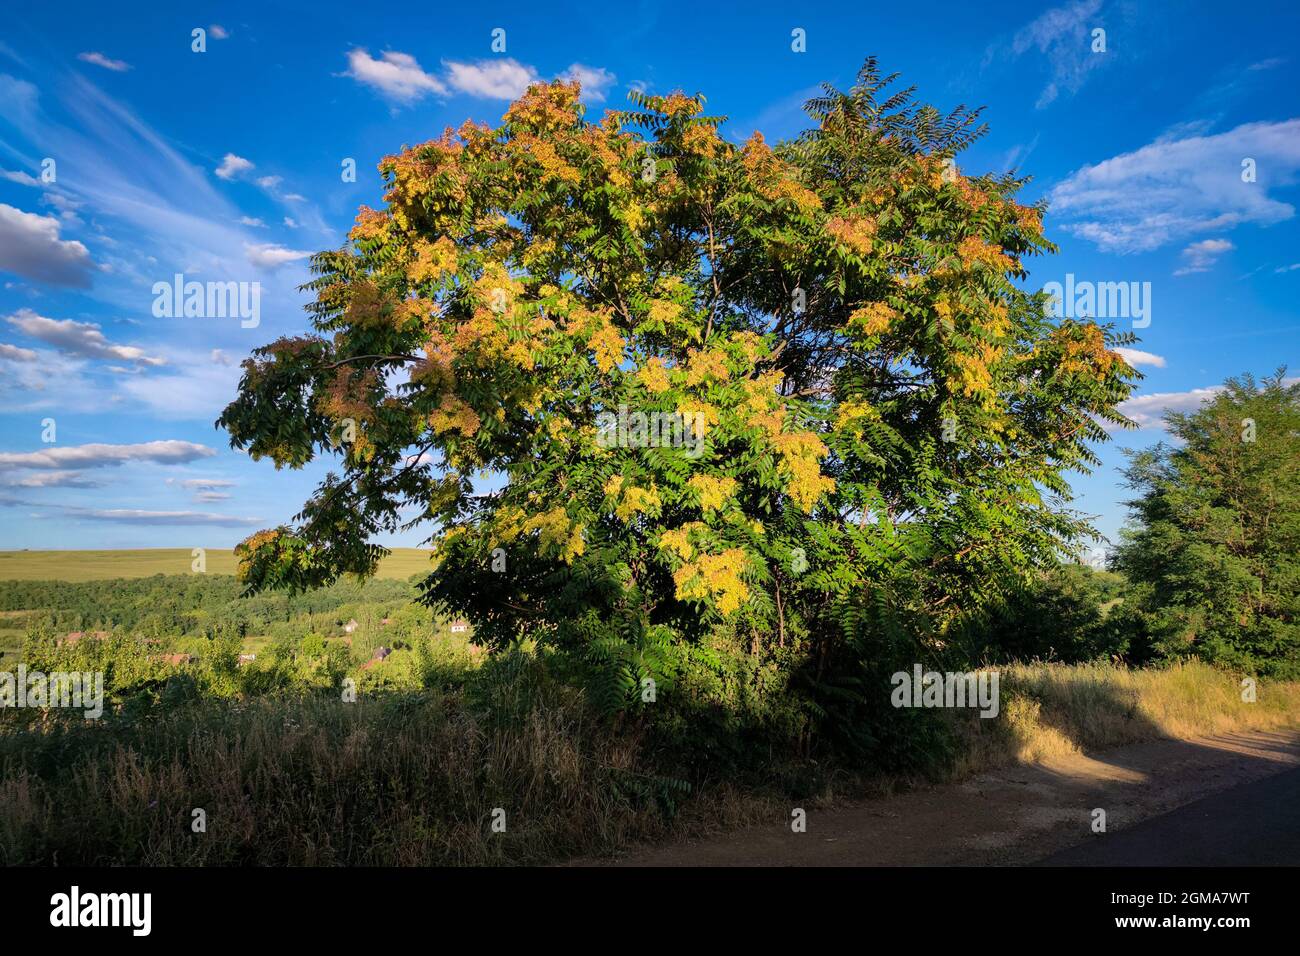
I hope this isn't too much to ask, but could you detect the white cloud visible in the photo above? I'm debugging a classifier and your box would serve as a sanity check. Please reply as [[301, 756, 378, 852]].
[[1050, 119, 1300, 252], [5, 308, 165, 365], [283, 216, 298, 228], [444, 58, 538, 100], [1174, 238, 1234, 276], [0, 440, 216, 469], [170, 478, 236, 490], [77, 51, 130, 72], [560, 63, 617, 102], [1274, 262, 1300, 273], [215, 153, 254, 181], [0, 203, 95, 287], [1117, 386, 1222, 428], [0, 342, 38, 362], [210, 25, 230, 40], [3, 470, 101, 488], [1113, 347, 1166, 368], [244, 242, 312, 270], [0, 169, 39, 186], [238, 216, 266, 228], [70, 507, 261, 526], [344, 49, 447, 102]]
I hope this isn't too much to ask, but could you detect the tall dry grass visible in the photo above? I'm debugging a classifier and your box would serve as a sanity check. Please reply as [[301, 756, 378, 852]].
[[950, 660, 1300, 776], [2, 660, 1297, 865]]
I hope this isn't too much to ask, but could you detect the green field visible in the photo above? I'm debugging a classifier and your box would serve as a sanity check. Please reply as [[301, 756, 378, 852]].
[[0, 548, 433, 582]]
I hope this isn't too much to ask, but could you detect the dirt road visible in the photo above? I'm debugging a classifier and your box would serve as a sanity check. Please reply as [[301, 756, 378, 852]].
[[598, 729, 1300, 866]]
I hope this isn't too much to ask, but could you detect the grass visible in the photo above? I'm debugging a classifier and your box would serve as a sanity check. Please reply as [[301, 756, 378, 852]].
[[0, 548, 434, 582], [948, 660, 1300, 777], [1, 658, 1296, 866]]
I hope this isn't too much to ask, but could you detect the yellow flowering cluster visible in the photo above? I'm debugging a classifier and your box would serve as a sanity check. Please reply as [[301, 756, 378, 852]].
[[381, 138, 466, 232], [1014, 203, 1043, 234], [513, 133, 581, 185], [521, 506, 586, 564], [349, 206, 391, 244], [615, 484, 662, 521], [429, 395, 480, 436], [1055, 323, 1121, 378], [772, 431, 835, 512], [637, 357, 672, 393], [589, 322, 625, 373], [673, 548, 750, 615], [849, 301, 898, 336], [957, 236, 1016, 273], [741, 132, 822, 212], [342, 281, 390, 330], [683, 347, 730, 386], [408, 237, 458, 284], [657, 521, 704, 561], [950, 344, 1003, 400], [681, 121, 722, 158], [687, 474, 737, 512], [825, 214, 877, 256], [503, 81, 582, 132]]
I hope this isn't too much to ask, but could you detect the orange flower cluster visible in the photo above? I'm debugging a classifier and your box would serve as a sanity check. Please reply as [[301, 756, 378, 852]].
[[826, 215, 878, 255], [741, 132, 822, 211]]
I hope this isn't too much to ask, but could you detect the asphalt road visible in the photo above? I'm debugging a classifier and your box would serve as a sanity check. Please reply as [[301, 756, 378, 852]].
[[1038, 766, 1300, 866]]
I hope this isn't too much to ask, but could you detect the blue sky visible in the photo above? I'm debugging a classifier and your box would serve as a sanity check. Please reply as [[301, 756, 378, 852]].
[[0, 0, 1297, 555]]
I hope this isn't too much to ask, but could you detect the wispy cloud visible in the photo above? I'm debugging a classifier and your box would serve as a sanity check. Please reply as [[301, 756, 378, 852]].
[[77, 51, 130, 72], [245, 242, 312, 270], [1003, 0, 1107, 109], [0, 441, 216, 469], [1173, 238, 1234, 276], [1050, 119, 1300, 252]]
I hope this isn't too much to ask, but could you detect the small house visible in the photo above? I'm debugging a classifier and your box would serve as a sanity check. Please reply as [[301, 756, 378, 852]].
[[343, 619, 360, 634], [450, 620, 469, 634]]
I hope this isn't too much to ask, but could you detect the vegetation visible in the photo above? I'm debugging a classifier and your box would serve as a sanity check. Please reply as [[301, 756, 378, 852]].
[[0, 548, 432, 582], [2, 61, 1297, 867], [1111, 372, 1300, 678], [218, 59, 1140, 751]]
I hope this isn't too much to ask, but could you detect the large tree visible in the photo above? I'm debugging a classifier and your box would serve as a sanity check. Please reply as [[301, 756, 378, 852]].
[[1113, 371, 1300, 677], [219, 59, 1138, 705]]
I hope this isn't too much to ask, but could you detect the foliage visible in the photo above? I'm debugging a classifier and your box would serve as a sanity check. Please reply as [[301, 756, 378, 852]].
[[218, 58, 1137, 732], [1113, 371, 1300, 677]]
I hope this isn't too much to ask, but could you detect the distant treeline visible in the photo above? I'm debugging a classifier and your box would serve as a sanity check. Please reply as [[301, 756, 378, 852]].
[[0, 574, 420, 639]]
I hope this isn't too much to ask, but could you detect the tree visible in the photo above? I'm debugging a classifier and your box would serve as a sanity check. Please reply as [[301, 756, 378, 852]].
[[218, 59, 1138, 711], [1113, 371, 1300, 677]]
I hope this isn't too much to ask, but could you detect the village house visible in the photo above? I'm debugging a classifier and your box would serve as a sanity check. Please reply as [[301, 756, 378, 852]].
[[450, 620, 469, 634], [343, 619, 360, 634], [60, 631, 111, 646]]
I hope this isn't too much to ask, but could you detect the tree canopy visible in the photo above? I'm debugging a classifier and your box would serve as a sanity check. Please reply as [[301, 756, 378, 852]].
[[1113, 371, 1300, 677], [219, 58, 1139, 708]]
